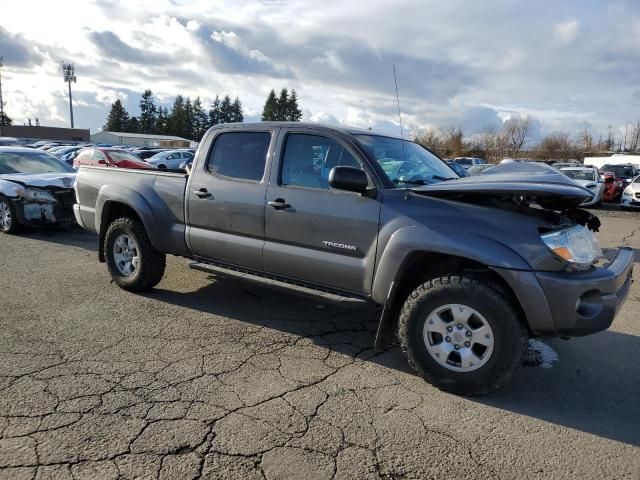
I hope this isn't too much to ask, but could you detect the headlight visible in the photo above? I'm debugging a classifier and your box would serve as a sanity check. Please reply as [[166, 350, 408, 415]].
[[623, 187, 633, 197], [19, 188, 57, 203], [541, 225, 602, 269]]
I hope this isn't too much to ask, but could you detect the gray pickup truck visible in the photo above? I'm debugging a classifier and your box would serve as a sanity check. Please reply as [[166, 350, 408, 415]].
[[74, 122, 634, 395]]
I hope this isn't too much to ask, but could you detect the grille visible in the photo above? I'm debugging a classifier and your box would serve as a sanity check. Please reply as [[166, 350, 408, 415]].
[[53, 190, 75, 207]]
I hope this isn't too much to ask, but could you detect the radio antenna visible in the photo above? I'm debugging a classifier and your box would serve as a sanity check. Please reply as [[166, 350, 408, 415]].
[[393, 65, 407, 162]]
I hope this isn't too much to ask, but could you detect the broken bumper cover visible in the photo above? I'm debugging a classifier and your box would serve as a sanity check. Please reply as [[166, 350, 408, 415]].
[[534, 247, 634, 336], [13, 190, 76, 227]]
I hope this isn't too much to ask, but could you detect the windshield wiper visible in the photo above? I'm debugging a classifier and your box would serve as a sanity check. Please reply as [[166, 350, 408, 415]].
[[392, 178, 427, 185], [431, 175, 457, 181]]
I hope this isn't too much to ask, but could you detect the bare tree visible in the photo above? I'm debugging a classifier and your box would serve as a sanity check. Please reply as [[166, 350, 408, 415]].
[[579, 128, 593, 152], [539, 131, 573, 160], [503, 115, 532, 157], [628, 121, 640, 152]]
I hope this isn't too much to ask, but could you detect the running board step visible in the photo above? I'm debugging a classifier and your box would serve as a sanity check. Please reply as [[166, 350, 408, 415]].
[[189, 261, 370, 305]]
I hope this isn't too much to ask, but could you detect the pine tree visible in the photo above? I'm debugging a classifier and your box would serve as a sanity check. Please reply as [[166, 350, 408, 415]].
[[261, 89, 277, 121], [155, 106, 169, 134], [276, 88, 289, 121], [230, 97, 244, 123], [167, 95, 188, 138], [208, 95, 221, 128], [219, 95, 233, 124], [287, 89, 302, 121], [0, 112, 12, 126], [127, 116, 140, 133], [192, 97, 208, 140], [139, 89, 157, 134], [184, 97, 194, 140], [103, 99, 130, 131]]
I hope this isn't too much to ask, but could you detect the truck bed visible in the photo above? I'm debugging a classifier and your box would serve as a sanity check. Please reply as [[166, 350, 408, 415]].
[[74, 166, 190, 257]]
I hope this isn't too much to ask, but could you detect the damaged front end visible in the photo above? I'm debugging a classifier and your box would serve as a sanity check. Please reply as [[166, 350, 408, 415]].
[[10, 184, 76, 226]]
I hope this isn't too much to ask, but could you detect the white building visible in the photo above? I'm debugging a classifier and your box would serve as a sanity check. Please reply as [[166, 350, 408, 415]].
[[90, 131, 193, 148]]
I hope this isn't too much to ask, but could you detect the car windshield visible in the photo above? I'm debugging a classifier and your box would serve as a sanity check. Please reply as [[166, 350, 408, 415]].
[[355, 135, 457, 186], [108, 151, 142, 162], [0, 151, 75, 174], [562, 169, 596, 181], [454, 158, 473, 166], [600, 165, 634, 178]]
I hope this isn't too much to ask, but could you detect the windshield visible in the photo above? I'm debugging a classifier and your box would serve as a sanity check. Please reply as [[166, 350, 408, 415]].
[[355, 135, 457, 186], [108, 151, 142, 163], [0, 151, 74, 174], [562, 169, 596, 181], [600, 165, 634, 178]]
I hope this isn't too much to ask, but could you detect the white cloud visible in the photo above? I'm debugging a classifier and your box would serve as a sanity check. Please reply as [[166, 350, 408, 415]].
[[554, 19, 579, 43]]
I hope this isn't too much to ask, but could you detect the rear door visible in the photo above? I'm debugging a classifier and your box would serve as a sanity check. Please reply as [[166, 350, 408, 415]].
[[186, 127, 278, 269], [263, 129, 381, 295]]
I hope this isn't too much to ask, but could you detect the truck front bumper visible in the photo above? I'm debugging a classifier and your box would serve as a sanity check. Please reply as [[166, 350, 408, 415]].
[[534, 247, 634, 336], [495, 247, 634, 337]]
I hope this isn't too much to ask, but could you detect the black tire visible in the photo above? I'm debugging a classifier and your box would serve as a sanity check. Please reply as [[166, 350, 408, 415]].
[[157, 164, 166, 169], [398, 275, 528, 396], [0, 196, 20, 234], [104, 217, 166, 292]]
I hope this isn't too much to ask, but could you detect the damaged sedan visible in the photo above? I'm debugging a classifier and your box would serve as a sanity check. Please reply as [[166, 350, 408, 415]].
[[0, 147, 76, 234]]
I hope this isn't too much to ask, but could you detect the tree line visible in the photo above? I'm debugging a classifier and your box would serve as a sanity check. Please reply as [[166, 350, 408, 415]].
[[103, 90, 243, 141], [415, 116, 640, 162], [103, 87, 303, 141]]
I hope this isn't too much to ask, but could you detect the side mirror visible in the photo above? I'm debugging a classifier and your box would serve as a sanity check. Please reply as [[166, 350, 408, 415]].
[[329, 166, 369, 194]]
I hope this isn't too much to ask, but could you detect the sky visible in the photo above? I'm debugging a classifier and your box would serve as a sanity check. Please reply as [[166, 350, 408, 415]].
[[1, 0, 639, 141]]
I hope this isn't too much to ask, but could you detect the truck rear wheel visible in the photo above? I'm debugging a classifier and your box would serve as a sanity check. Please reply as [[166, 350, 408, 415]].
[[104, 217, 166, 292], [398, 275, 528, 396]]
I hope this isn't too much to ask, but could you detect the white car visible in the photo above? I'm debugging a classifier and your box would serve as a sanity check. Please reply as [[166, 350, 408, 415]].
[[454, 157, 486, 169], [146, 150, 194, 170], [620, 175, 640, 209], [560, 166, 604, 207]]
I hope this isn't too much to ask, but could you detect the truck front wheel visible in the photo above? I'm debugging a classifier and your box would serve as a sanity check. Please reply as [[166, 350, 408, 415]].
[[104, 217, 166, 292], [398, 275, 528, 396]]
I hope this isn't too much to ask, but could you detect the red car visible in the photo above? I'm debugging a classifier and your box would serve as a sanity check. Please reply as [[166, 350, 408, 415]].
[[74, 148, 152, 170]]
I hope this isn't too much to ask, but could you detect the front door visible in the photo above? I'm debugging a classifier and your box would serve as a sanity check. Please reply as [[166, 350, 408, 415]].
[[186, 128, 277, 269], [263, 131, 381, 295]]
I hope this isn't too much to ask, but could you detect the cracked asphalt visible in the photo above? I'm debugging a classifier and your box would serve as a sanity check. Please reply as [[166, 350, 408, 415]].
[[1, 209, 639, 479]]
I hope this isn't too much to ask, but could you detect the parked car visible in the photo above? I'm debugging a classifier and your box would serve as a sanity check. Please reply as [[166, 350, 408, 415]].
[[601, 172, 622, 203], [146, 149, 195, 170], [0, 147, 76, 233], [52, 145, 83, 159], [133, 149, 168, 160], [599, 164, 636, 196], [0, 137, 22, 146], [620, 175, 640, 209], [453, 157, 486, 170], [74, 148, 152, 170], [559, 166, 604, 207], [467, 164, 496, 176], [445, 160, 468, 177], [74, 122, 633, 396]]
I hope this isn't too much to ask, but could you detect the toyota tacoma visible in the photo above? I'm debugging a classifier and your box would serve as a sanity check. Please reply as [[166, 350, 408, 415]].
[[74, 123, 634, 395]]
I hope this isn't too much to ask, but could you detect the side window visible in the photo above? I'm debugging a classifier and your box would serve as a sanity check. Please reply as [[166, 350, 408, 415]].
[[183, 152, 194, 159], [76, 150, 92, 162], [207, 132, 270, 181], [281, 134, 361, 190], [93, 150, 107, 163], [168, 152, 181, 160]]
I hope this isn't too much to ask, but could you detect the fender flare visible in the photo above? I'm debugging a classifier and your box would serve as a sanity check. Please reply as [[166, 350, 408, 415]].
[[372, 225, 531, 349], [95, 185, 160, 261]]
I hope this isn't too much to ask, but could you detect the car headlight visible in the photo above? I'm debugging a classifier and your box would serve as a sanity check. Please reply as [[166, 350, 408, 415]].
[[19, 188, 57, 203], [623, 187, 633, 197], [541, 225, 602, 269]]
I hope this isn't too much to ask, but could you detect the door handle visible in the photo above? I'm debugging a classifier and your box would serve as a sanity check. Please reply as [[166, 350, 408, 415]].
[[193, 188, 212, 198], [267, 198, 291, 210]]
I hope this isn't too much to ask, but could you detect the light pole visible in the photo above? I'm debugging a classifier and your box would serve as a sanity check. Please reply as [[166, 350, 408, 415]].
[[61, 62, 76, 128], [0, 55, 5, 127]]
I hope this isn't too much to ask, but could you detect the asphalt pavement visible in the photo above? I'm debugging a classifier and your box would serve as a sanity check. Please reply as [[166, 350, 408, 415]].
[[0, 208, 638, 479]]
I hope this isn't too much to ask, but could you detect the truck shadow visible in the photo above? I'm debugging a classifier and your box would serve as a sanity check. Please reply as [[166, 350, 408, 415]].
[[146, 273, 640, 447], [15, 226, 98, 252]]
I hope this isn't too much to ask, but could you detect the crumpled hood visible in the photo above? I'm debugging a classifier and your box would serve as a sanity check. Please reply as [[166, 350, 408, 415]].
[[411, 162, 593, 209], [0, 173, 76, 189]]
